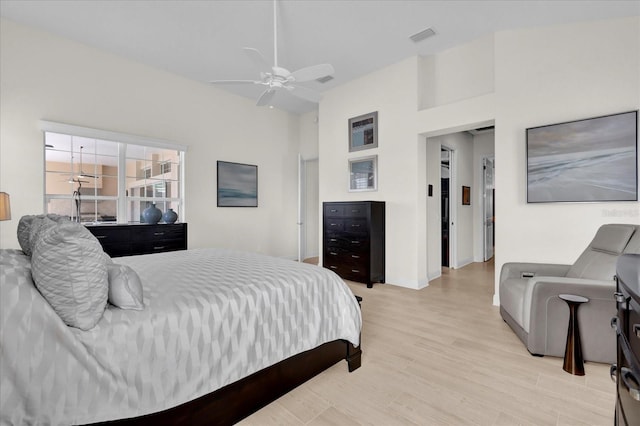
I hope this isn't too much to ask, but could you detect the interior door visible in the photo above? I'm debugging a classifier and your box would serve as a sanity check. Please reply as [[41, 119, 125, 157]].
[[483, 157, 495, 261]]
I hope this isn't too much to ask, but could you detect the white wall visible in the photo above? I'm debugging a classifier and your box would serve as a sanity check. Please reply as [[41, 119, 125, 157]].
[[472, 131, 495, 262], [320, 15, 639, 297], [493, 16, 640, 302], [319, 56, 421, 288], [0, 18, 301, 258], [419, 34, 494, 110], [425, 132, 475, 277]]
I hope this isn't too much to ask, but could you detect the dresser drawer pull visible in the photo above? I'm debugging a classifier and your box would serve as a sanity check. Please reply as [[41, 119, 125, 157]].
[[351, 255, 360, 259], [329, 252, 337, 256], [351, 240, 360, 244], [351, 209, 360, 213], [154, 232, 165, 236], [329, 265, 338, 270], [330, 209, 338, 213], [621, 367, 640, 401], [153, 246, 165, 250], [330, 223, 338, 226], [351, 224, 360, 228], [330, 238, 337, 242], [351, 269, 360, 273], [96, 235, 107, 239]]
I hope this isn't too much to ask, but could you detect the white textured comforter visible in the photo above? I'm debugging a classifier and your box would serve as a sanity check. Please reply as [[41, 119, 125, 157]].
[[0, 248, 361, 425]]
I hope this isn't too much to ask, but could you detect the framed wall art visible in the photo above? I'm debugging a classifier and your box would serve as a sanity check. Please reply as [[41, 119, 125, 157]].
[[526, 110, 637, 203], [349, 155, 377, 192], [462, 186, 471, 205], [349, 111, 378, 152], [217, 161, 258, 207]]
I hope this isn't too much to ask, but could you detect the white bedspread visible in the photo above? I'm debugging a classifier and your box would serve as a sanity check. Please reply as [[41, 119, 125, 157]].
[[0, 248, 361, 425]]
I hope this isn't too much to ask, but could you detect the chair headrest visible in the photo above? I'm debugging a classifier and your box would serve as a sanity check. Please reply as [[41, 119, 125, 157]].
[[590, 224, 636, 254]]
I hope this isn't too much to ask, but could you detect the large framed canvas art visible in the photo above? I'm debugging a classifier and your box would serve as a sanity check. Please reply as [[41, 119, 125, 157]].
[[526, 111, 638, 203], [217, 161, 258, 207]]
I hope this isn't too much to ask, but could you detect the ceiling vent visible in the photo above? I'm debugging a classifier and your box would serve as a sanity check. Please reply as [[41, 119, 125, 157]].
[[316, 75, 334, 84], [409, 27, 436, 43]]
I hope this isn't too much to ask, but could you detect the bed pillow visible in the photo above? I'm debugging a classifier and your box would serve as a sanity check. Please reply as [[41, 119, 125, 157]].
[[31, 220, 109, 330], [17, 214, 68, 256], [107, 263, 144, 310]]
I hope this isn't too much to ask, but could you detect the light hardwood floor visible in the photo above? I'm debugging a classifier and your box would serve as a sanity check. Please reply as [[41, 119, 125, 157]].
[[240, 261, 615, 425]]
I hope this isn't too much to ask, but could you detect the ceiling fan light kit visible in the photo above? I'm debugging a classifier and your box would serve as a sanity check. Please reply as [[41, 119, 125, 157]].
[[210, 0, 334, 107]]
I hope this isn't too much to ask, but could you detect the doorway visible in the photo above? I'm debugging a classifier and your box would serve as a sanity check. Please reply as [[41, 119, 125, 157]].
[[441, 148, 451, 267], [483, 157, 495, 261], [297, 156, 319, 263]]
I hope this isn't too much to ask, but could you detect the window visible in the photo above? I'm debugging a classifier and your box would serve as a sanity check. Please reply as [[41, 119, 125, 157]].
[[42, 121, 186, 224], [160, 161, 171, 175]]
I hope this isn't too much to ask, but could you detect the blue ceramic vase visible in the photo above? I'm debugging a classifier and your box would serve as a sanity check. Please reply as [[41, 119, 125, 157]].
[[142, 203, 162, 224], [162, 208, 178, 224]]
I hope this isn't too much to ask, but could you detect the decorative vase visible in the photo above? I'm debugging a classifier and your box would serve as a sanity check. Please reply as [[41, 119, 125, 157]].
[[142, 203, 162, 224], [162, 208, 178, 224]]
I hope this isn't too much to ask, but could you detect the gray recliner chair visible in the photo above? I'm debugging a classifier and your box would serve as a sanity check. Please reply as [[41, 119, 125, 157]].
[[499, 223, 639, 364]]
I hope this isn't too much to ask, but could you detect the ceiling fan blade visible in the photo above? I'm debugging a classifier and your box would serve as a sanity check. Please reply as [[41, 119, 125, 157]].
[[288, 85, 322, 103], [256, 89, 276, 107], [244, 47, 272, 74], [209, 79, 259, 85], [291, 64, 334, 83], [79, 173, 99, 179]]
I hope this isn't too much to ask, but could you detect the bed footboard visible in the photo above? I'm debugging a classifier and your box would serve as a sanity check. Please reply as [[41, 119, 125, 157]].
[[90, 339, 361, 426]]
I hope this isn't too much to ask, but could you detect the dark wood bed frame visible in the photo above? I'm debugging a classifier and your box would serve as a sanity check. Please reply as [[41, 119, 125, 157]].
[[91, 339, 361, 426]]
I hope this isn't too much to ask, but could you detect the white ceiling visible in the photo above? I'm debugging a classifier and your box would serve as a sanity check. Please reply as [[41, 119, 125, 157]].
[[1, 0, 638, 114]]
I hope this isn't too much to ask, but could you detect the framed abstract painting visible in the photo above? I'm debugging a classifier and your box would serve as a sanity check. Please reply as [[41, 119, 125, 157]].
[[217, 161, 258, 207]]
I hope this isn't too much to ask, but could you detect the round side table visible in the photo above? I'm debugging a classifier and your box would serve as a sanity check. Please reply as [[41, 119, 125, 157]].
[[559, 294, 589, 375]]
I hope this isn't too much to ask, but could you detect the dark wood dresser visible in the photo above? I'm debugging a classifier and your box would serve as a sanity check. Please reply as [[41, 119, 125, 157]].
[[613, 254, 640, 426], [86, 223, 187, 257], [323, 201, 385, 288]]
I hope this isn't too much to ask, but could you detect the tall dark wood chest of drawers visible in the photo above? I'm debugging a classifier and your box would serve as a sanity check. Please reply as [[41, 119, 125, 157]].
[[86, 223, 187, 257], [323, 201, 385, 288], [614, 254, 640, 426]]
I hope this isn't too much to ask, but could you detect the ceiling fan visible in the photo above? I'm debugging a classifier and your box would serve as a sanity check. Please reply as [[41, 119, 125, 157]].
[[210, 0, 334, 107]]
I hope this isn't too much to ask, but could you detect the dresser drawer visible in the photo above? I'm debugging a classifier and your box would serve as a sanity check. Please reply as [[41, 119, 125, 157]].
[[88, 226, 131, 242], [325, 247, 369, 264], [87, 226, 132, 257], [86, 223, 187, 257], [131, 239, 186, 255], [133, 224, 185, 240], [324, 262, 368, 283], [325, 235, 369, 251], [343, 218, 368, 235], [324, 204, 347, 217], [322, 201, 384, 287], [324, 219, 345, 234]]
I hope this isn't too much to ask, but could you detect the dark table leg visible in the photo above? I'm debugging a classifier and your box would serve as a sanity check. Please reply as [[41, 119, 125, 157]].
[[562, 300, 585, 375]]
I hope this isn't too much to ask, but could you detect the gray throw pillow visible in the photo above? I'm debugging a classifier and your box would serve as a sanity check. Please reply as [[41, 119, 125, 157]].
[[31, 220, 109, 330], [17, 214, 68, 256], [107, 263, 144, 310]]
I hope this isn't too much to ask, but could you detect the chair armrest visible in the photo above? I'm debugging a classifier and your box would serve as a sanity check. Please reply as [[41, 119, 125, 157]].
[[500, 262, 571, 282], [524, 276, 616, 343]]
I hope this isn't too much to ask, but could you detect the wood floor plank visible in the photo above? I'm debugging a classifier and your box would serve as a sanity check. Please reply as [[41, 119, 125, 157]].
[[240, 260, 616, 425]]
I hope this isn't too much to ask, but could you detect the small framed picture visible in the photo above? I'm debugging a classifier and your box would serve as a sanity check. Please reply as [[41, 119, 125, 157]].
[[462, 186, 471, 205], [349, 111, 378, 152], [217, 161, 258, 207], [349, 155, 377, 192]]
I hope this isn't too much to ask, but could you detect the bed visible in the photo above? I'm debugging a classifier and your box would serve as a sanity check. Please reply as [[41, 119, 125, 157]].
[[0, 242, 362, 425]]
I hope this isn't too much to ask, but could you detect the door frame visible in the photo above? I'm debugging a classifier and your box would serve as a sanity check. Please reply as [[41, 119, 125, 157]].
[[441, 145, 457, 269], [482, 155, 495, 261]]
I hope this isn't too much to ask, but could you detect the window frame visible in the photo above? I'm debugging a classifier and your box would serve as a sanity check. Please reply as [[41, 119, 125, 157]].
[[40, 120, 187, 224]]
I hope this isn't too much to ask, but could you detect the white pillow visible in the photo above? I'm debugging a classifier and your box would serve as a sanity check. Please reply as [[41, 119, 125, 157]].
[[107, 263, 144, 310], [31, 220, 109, 330]]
